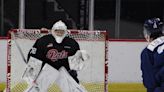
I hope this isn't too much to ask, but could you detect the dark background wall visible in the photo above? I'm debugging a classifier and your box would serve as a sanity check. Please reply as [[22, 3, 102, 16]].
[[94, 0, 164, 39], [0, 0, 19, 36], [25, 0, 83, 29], [0, 0, 88, 36], [0, 0, 164, 39]]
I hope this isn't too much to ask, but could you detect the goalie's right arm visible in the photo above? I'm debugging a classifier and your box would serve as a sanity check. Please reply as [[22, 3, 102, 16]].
[[27, 36, 47, 64]]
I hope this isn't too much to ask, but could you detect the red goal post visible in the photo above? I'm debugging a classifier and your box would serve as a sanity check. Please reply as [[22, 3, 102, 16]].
[[7, 29, 108, 92]]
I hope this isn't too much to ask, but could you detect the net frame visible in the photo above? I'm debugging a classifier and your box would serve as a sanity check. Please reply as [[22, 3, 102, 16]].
[[6, 29, 108, 92]]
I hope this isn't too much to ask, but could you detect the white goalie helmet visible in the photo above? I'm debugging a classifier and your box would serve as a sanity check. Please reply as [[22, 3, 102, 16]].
[[51, 20, 68, 43]]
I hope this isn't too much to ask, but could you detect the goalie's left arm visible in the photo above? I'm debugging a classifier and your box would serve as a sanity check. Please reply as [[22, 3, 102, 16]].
[[68, 50, 90, 71]]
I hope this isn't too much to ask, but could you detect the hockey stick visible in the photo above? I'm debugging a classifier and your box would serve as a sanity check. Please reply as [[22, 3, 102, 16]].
[[10, 32, 30, 80], [11, 32, 27, 64], [23, 57, 44, 92], [11, 31, 43, 92]]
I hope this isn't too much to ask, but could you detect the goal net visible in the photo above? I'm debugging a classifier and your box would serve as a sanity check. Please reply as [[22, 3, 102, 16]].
[[6, 29, 108, 92]]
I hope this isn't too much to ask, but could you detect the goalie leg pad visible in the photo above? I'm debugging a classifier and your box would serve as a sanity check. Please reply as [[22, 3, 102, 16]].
[[24, 63, 59, 92], [56, 67, 87, 92], [37, 63, 59, 92]]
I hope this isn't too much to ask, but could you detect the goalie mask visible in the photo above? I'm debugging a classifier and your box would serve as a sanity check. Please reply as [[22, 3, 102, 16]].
[[51, 20, 68, 43], [143, 18, 164, 40]]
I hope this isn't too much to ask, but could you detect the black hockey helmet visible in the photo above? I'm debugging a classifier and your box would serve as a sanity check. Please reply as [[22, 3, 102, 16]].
[[143, 18, 164, 39]]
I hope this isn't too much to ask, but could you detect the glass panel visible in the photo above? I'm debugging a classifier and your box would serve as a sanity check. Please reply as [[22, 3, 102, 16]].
[[120, 0, 164, 39], [94, 0, 116, 38]]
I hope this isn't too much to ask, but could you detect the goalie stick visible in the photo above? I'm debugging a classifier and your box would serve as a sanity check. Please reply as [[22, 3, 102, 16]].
[[11, 31, 29, 81], [11, 31, 27, 64], [10, 31, 43, 92]]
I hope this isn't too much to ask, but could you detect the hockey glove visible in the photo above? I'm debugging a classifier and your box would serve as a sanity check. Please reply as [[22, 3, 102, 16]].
[[68, 50, 90, 71]]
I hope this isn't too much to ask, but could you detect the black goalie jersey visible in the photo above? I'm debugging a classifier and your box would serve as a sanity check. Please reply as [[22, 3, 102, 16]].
[[27, 34, 80, 71]]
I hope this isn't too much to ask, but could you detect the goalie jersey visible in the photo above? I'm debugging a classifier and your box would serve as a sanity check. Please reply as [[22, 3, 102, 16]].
[[28, 34, 80, 71], [141, 36, 164, 89]]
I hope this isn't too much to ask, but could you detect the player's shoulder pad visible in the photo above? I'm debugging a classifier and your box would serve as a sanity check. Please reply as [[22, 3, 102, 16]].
[[147, 36, 164, 51]]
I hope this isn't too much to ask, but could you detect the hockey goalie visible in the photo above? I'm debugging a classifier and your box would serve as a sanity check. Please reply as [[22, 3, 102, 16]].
[[23, 20, 90, 92]]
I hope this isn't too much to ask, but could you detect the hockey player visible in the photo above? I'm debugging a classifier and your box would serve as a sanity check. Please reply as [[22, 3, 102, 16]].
[[141, 18, 164, 92], [23, 20, 89, 92]]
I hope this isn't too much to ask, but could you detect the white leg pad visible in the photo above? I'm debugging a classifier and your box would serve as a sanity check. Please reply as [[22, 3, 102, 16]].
[[56, 67, 87, 92], [24, 63, 59, 92]]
